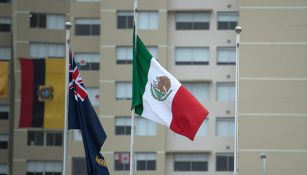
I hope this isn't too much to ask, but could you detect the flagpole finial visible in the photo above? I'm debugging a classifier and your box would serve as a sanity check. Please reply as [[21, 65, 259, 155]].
[[65, 22, 72, 30], [235, 26, 242, 34]]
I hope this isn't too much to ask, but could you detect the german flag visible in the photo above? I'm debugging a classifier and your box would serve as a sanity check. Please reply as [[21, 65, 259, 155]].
[[0, 61, 9, 98], [19, 58, 65, 129]]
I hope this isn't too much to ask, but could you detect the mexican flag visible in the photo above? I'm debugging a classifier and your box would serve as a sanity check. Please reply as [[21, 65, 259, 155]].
[[132, 34, 209, 141]]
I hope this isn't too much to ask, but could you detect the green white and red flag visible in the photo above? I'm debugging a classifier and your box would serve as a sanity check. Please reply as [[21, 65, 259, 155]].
[[132, 34, 209, 141]]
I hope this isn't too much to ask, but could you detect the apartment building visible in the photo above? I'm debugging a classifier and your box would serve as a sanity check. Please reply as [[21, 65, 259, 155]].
[[100, 0, 238, 175], [0, 1, 11, 175], [0, 0, 239, 174]]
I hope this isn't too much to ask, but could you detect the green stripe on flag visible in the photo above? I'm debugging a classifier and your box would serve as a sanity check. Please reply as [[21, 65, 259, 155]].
[[132, 32, 153, 115]]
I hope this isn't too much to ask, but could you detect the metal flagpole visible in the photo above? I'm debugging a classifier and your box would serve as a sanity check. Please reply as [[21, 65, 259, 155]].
[[234, 26, 242, 175], [130, 108, 135, 175], [63, 21, 72, 175], [260, 153, 267, 175], [130, 0, 137, 175]]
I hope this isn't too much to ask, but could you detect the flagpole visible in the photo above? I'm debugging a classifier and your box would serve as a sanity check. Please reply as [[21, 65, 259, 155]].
[[130, 108, 135, 175], [63, 21, 72, 175], [234, 26, 242, 175], [130, 0, 137, 175]]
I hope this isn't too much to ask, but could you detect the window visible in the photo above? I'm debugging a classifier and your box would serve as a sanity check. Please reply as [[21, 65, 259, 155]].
[[217, 47, 236, 65], [0, 47, 11, 60], [72, 130, 82, 141], [117, 11, 159, 30], [31, 13, 64, 29], [117, 12, 133, 29], [196, 118, 209, 137], [72, 157, 87, 175], [116, 82, 132, 100], [148, 47, 158, 60], [116, 47, 133, 64], [27, 161, 62, 175], [30, 13, 46, 28], [28, 131, 44, 146], [114, 152, 130, 171], [136, 153, 156, 171], [183, 82, 209, 103], [138, 12, 159, 30], [0, 18, 11, 32], [0, 106, 9, 120], [115, 117, 157, 136], [46, 15, 65, 29], [175, 47, 209, 65], [115, 117, 131, 135], [174, 153, 208, 171], [136, 118, 156, 136], [216, 82, 235, 101], [216, 118, 234, 137], [86, 88, 100, 106], [176, 12, 209, 30], [217, 12, 238, 30], [0, 164, 8, 175], [216, 153, 234, 171], [75, 18, 100, 36], [27, 131, 63, 146], [0, 134, 8, 149], [74, 53, 100, 70], [116, 46, 158, 64], [30, 43, 65, 58], [0, 0, 11, 3], [46, 132, 62, 146]]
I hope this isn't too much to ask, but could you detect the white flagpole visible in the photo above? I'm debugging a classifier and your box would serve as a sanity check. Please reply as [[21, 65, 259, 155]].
[[130, 0, 137, 174], [130, 108, 135, 175], [63, 21, 72, 175], [234, 26, 242, 175]]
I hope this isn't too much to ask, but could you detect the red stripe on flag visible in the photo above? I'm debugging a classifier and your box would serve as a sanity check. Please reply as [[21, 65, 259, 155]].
[[19, 58, 34, 128], [170, 85, 209, 141]]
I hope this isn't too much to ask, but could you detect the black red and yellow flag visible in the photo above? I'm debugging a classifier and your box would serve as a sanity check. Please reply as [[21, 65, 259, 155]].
[[19, 58, 65, 129], [0, 61, 9, 98]]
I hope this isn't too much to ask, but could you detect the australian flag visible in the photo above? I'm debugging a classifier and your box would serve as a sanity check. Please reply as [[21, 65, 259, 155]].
[[68, 49, 110, 175]]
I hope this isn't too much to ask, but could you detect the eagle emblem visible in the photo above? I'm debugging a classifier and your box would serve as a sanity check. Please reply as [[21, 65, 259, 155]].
[[150, 76, 173, 101]]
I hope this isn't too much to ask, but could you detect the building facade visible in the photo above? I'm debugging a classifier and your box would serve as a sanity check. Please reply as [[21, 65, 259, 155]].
[[238, 0, 307, 175], [2, 1, 307, 175]]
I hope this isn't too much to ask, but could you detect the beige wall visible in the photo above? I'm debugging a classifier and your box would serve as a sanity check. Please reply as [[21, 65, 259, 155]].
[[239, 1, 307, 174]]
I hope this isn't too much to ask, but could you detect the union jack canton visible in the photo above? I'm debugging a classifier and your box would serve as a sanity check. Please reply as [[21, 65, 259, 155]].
[[69, 49, 88, 101]]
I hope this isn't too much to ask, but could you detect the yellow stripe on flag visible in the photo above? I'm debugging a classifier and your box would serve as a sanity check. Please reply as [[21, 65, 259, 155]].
[[0, 61, 9, 98], [44, 58, 65, 129]]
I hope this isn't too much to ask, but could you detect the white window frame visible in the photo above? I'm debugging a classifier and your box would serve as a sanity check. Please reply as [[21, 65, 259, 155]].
[[195, 118, 209, 137], [182, 82, 210, 103], [29, 42, 65, 58], [0, 47, 11, 60], [216, 118, 235, 137], [0, 164, 8, 175], [27, 161, 62, 174], [74, 53, 100, 70], [216, 82, 235, 101], [116, 82, 132, 100], [46, 14, 65, 29], [217, 47, 236, 65], [86, 87, 100, 106], [174, 153, 209, 171], [136, 118, 157, 136], [72, 130, 83, 141], [175, 47, 209, 65], [138, 11, 159, 30]]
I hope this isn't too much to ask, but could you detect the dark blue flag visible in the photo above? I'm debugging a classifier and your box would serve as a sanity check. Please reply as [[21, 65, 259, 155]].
[[68, 49, 110, 175]]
